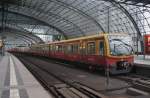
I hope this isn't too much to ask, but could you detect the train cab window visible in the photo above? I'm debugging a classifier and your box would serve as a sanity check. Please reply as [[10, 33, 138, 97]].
[[87, 42, 95, 55], [99, 41, 104, 55]]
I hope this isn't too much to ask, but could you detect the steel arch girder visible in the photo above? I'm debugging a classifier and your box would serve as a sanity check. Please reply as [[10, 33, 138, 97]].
[[0, 8, 68, 39], [6, 34, 32, 45], [106, 0, 142, 38], [1, 26, 43, 43], [47, 0, 106, 33]]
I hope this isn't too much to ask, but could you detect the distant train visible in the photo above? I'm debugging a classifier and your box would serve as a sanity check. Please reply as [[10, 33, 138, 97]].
[[135, 34, 150, 55], [144, 34, 150, 55], [9, 33, 134, 74]]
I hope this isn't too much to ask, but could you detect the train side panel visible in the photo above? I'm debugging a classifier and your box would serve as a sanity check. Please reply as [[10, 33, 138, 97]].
[[8, 34, 134, 74]]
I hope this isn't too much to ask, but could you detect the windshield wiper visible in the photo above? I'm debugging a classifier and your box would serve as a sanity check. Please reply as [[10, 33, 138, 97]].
[[112, 44, 124, 56], [115, 44, 131, 55], [110, 39, 134, 53]]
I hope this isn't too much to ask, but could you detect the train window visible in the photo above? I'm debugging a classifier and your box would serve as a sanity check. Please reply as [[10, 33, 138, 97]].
[[67, 45, 70, 53], [42, 46, 44, 51], [67, 44, 73, 53], [44, 46, 45, 50], [45, 45, 49, 51], [56, 45, 62, 52], [52, 45, 55, 51], [73, 44, 79, 53], [59, 45, 63, 52], [55, 46, 58, 51], [66, 44, 79, 54], [63, 45, 67, 53], [49, 45, 52, 51], [87, 42, 95, 55], [99, 41, 104, 55], [80, 42, 86, 55]]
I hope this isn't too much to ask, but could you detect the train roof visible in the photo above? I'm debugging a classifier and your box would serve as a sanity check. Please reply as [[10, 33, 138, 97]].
[[48, 33, 129, 44], [51, 34, 101, 44], [31, 33, 129, 47]]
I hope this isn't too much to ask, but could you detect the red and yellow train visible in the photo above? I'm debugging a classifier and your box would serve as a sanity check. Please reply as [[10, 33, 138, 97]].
[[9, 33, 134, 74], [144, 34, 150, 55]]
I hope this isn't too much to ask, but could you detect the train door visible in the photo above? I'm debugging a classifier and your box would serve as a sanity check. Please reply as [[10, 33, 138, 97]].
[[79, 40, 86, 62], [99, 41, 104, 56], [80, 40, 86, 55], [98, 40, 106, 66], [45, 45, 49, 56]]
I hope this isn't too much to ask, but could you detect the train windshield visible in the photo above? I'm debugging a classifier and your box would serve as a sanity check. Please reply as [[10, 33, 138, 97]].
[[108, 35, 134, 56]]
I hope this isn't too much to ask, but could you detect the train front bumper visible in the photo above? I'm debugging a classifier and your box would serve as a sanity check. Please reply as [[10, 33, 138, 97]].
[[109, 61, 133, 74]]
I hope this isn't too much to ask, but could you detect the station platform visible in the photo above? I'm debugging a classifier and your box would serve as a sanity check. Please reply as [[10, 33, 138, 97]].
[[0, 53, 53, 98], [134, 55, 150, 76], [134, 55, 150, 67]]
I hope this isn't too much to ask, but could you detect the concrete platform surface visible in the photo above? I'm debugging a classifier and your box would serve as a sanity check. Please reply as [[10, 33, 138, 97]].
[[0, 53, 53, 98]]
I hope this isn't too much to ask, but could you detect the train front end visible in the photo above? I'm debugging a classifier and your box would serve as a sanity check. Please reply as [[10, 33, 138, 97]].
[[106, 34, 134, 74]]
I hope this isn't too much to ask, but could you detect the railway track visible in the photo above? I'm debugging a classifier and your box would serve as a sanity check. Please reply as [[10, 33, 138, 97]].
[[19, 57, 106, 98], [116, 74, 150, 95], [36, 56, 150, 96], [45, 56, 150, 94], [30, 56, 150, 94], [16, 55, 150, 97]]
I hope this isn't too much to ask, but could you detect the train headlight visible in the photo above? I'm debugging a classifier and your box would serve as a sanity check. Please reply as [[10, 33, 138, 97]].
[[116, 61, 130, 70]]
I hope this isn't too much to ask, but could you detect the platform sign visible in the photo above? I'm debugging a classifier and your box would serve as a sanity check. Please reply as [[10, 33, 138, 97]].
[[144, 34, 150, 55]]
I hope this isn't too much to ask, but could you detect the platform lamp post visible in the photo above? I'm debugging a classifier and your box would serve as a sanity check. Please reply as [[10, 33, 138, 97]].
[[106, 6, 110, 90]]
